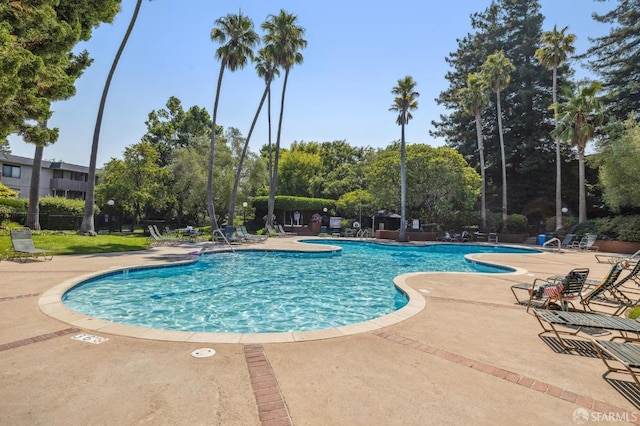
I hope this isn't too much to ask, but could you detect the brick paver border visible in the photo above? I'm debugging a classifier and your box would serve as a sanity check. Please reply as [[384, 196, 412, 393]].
[[244, 344, 293, 426], [0, 293, 41, 302], [373, 330, 640, 424], [0, 328, 80, 352]]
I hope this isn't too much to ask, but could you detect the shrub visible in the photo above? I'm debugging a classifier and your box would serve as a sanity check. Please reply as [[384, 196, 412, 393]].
[[503, 214, 528, 233]]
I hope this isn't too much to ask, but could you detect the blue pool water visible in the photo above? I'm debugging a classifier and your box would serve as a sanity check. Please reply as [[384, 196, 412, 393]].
[[62, 241, 535, 333]]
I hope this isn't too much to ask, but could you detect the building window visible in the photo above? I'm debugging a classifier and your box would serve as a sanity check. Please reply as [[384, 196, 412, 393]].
[[2, 164, 21, 178]]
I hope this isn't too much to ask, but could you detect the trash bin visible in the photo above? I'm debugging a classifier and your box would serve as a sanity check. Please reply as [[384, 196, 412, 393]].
[[537, 234, 546, 245]]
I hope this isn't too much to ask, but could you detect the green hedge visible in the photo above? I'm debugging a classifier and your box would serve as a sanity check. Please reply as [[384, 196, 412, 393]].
[[251, 196, 336, 212]]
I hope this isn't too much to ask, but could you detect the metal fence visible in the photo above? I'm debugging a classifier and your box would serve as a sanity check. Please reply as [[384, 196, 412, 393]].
[[0, 211, 108, 231]]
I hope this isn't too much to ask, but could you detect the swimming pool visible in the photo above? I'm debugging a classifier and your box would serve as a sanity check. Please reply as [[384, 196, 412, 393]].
[[61, 241, 535, 334]]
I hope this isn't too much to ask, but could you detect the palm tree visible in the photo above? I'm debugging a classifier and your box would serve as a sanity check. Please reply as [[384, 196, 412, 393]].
[[227, 47, 280, 226], [262, 10, 306, 228], [552, 82, 603, 223], [208, 12, 259, 234], [458, 72, 490, 232], [389, 76, 419, 243], [481, 50, 515, 225], [80, 0, 144, 235], [535, 25, 576, 232]]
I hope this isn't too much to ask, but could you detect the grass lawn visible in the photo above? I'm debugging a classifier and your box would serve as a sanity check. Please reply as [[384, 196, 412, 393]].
[[0, 230, 151, 256]]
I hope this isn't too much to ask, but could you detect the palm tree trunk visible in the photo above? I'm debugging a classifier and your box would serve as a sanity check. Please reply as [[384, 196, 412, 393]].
[[80, 0, 143, 235], [27, 141, 44, 230], [228, 77, 272, 226], [475, 112, 487, 232], [207, 63, 225, 232], [552, 66, 563, 231], [496, 88, 508, 224], [398, 124, 407, 242], [268, 68, 290, 228], [578, 145, 587, 223]]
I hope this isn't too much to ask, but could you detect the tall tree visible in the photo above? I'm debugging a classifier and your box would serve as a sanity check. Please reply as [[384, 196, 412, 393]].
[[25, 121, 57, 230], [262, 9, 307, 228], [96, 141, 169, 228], [481, 50, 515, 224], [227, 47, 279, 227], [583, 0, 640, 121], [433, 0, 562, 218], [599, 116, 640, 211], [535, 25, 576, 232], [552, 82, 604, 223], [207, 12, 259, 234], [458, 72, 489, 231], [2, 1, 120, 230], [389, 76, 419, 242], [80, 0, 144, 235]]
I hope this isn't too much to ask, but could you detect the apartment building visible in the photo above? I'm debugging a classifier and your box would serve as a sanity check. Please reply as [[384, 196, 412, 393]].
[[0, 153, 92, 200]]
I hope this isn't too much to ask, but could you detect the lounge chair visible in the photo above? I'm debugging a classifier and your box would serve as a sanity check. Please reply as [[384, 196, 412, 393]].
[[578, 261, 629, 316], [595, 249, 640, 265], [276, 224, 296, 237], [236, 226, 267, 243], [533, 308, 640, 353], [265, 225, 283, 238], [9, 228, 53, 262], [593, 340, 640, 387], [460, 231, 470, 242], [511, 267, 589, 312], [148, 225, 181, 246], [223, 227, 245, 244], [570, 234, 599, 251]]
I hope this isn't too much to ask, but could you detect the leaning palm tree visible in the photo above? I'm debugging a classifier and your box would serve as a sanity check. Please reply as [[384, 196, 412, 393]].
[[389, 76, 419, 243], [80, 0, 144, 235], [227, 47, 280, 226], [262, 9, 306, 228], [208, 12, 259, 234], [458, 72, 490, 232], [535, 25, 576, 232], [552, 81, 603, 223], [481, 50, 515, 224]]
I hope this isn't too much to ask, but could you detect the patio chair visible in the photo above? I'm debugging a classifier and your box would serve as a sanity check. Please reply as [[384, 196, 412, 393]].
[[595, 249, 640, 265], [276, 224, 296, 237], [9, 227, 53, 262], [579, 261, 630, 316], [265, 225, 283, 238], [592, 340, 640, 387], [236, 226, 267, 243], [511, 267, 589, 312], [147, 225, 181, 246], [533, 308, 640, 353], [570, 234, 599, 251], [487, 232, 498, 243]]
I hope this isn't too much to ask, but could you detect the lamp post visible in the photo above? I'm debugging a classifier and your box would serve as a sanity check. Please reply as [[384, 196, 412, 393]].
[[107, 200, 115, 233], [242, 201, 248, 225]]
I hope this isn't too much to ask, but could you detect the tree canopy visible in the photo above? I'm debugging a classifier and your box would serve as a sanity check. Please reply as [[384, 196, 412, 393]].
[[0, 0, 120, 144]]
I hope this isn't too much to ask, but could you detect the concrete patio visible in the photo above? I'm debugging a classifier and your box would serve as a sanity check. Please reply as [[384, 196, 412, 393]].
[[2, 237, 640, 425]]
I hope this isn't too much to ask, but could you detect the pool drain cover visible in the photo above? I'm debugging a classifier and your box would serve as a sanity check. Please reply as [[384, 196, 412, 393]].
[[191, 348, 216, 358]]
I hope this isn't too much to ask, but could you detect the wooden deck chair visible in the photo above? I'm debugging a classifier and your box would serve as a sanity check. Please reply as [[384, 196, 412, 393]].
[[9, 227, 53, 262]]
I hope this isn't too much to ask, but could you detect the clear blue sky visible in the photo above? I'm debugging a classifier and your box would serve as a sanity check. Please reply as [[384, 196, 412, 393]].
[[8, 0, 612, 167]]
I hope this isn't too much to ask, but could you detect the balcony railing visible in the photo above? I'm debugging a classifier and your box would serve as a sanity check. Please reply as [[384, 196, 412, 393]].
[[50, 178, 88, 192]]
